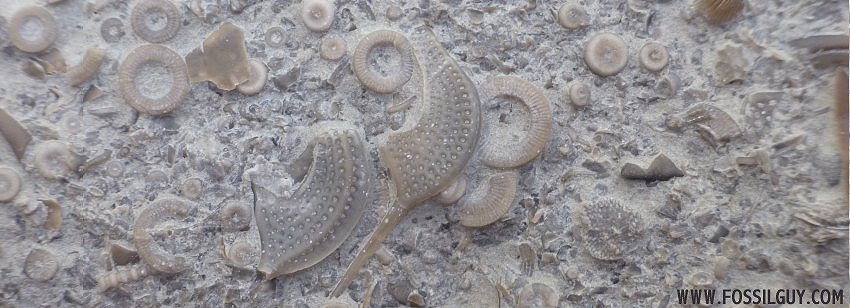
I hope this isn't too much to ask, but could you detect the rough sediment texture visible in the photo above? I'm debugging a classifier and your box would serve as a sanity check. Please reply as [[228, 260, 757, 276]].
[[0, 0, 847, 307]]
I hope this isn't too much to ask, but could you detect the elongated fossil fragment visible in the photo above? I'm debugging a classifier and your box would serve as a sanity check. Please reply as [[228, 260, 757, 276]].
[[67, 48, 106, 86], [97, 264, 150, 291], [458, 171, 518, 227], [480, 76, 552, 168], [254, 122, 372, 280], [0, 108, 32, 160], [332, 28, 481, 297]]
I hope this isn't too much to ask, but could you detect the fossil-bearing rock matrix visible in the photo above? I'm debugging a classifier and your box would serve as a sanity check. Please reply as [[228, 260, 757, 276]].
[[0, 0, 848, 307]]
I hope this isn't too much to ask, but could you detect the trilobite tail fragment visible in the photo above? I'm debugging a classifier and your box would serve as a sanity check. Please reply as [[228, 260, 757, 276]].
[[332, 27, 482, 297], [255, 123, 372, 280]]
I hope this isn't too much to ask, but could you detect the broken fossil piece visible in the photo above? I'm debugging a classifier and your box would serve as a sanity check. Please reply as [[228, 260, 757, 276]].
[[788, 34, 850, 51], [668, 103, 741, 146], [0, 108, 32, 160], [35, 48, 67, 75], [714, 41, 750, 84], [620, 154, 684, 181], [186, 22, 251, 90], [254, 122, 372, 280], [108, 242, 140, 266]]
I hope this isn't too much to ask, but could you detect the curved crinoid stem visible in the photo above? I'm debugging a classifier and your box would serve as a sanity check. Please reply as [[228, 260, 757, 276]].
[[332, 27, 482, 297], [132, 197, 194, 274], [67, 48, 106, 87], [254, 122, 372, 280], [480, 76, 553, 168], [457, 171, 519, 227]]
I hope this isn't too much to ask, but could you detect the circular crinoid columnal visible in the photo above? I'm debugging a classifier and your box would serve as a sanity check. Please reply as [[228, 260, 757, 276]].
[[574, 199, 646, 260], [24, 248, 59, 282], [568, 81, 590, 107], [695, 0, 745, 24], [100, 17, 125, 43], [301, 0, 335, 32], [7, 6, 58, 53], [517, 283, 560, 308], [480, 76, 553, 168], [236, 59, 268, 96], [386, 4, 403, 21], [130, 0, 181, 43], [220, 200, 252, 232], [351, 29, 415, 94], [584, 32, 629, 77], [179, 177, 203, 199], [557, 3, 590, 30], [639, 42, 669, 72], [320, 35, 346, 61], [34, 140, 73, 180], [225, 240, 256, 268], [265, 26, 286, 48], [118, 44, 189, 115], [0, 167, 22, 202]]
